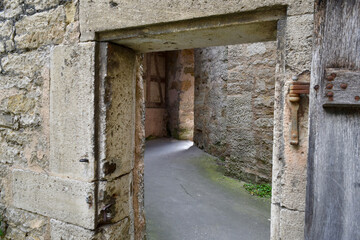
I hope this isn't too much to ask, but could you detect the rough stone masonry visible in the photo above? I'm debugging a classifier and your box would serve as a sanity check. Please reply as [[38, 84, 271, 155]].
[[194, 42, 276, 184], [0, 0, 314, 239]]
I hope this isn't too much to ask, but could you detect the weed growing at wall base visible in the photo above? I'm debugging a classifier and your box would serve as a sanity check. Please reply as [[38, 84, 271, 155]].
[[243, 183, 271, 198], [0, 217, 5, 239]]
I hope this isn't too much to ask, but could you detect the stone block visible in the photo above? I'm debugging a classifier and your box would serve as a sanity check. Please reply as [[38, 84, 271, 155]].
[[15, 6, 66, 50], [4, 39, 14, 52], [50, 42, 96, 181], [279, 208, 305, 240], [0, 165, 10, 204], [226, 95, 253, 126], [97, 173, 132, 226], [0, 20, 13, 39], [98, 43, 136, 180], [50, 219, 95, 240], [24, 0, 61, 11], [64, 0, 79, 23], [280, 171, 307, 212], [12, 169, 96, 229], [280, 0, 314, 16], [285, 14, 314, 73], [96, 217, 131, 240], [63, 21, 80, 44], [0, 112, 16, 129], [245, 42, 268, 56], [1, 48, 50, 89], [5, 207, 49, 240], [3, 0, 23, 18], [0, 142, 26, 166], [254, 117, 274, 129], [227, 82, 252, 95], [80, 0, 313, 41], [6, 94, 35, 114], [270, 203, 280, 240], [253, 95, 274, 108], [0, 42, 4, 53]]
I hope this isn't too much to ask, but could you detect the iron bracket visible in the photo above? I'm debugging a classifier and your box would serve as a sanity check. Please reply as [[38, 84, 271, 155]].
[[289, 81, 310, 145]]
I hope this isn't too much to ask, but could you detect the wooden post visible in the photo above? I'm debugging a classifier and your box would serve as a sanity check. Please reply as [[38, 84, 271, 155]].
[[306, 1, 360, 239]]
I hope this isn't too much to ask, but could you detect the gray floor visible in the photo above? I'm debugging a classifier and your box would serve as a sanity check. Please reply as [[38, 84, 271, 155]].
[[145, 138, 271, 240]]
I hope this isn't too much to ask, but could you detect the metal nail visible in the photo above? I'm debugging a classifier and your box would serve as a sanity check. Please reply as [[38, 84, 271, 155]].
[[340, 83, 347, 89], [326, 92, 334, 97]]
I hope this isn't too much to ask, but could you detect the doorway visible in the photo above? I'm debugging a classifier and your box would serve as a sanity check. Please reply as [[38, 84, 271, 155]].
[[93, 5, 311, 239], [142, 40, 276, 239]]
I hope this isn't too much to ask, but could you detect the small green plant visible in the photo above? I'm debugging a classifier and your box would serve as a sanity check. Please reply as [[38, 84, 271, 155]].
[[0, 224, 4, 238], [243, 183, 272, 198], [145, 135, 157, 141], [0, 214, 6, 239]]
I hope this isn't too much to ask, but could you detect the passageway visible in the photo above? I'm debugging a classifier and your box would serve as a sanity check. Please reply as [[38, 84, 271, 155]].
[[145, 138, 271, 240]]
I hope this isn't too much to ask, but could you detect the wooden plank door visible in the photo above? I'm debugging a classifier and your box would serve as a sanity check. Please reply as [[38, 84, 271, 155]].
[[306, 1, 360, 239]]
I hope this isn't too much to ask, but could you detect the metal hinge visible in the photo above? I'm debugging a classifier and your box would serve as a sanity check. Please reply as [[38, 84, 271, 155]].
[[289, 79, 310, 145]]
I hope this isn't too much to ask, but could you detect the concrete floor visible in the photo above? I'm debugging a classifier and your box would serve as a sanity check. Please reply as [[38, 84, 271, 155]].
[[144, 138, 271, 240]]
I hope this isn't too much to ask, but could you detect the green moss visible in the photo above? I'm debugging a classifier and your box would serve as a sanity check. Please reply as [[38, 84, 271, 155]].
[[146, 218, 160, 240], [243, 183, 272, 198], [145, 135, 158, 141], [177, 128, 193, 140], [190, 154, 248, 194], [190, 154, 271, 201], [0, 215, 5, 239], [170, 129, 179, 139]]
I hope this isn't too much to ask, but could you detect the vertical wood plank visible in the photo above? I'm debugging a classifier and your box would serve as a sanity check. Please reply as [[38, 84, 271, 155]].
[[306, 0, 360, 239]]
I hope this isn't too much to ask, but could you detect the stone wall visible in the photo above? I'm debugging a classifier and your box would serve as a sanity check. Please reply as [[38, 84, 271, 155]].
[[194, 47, 228, 158], [227, 42, 276, 183], [78, 2, 314, 237], [0, 2, 135, 239], [194, 42, 276, 183], [166, 50, 195, 140], [0, 0, 79, 238]]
